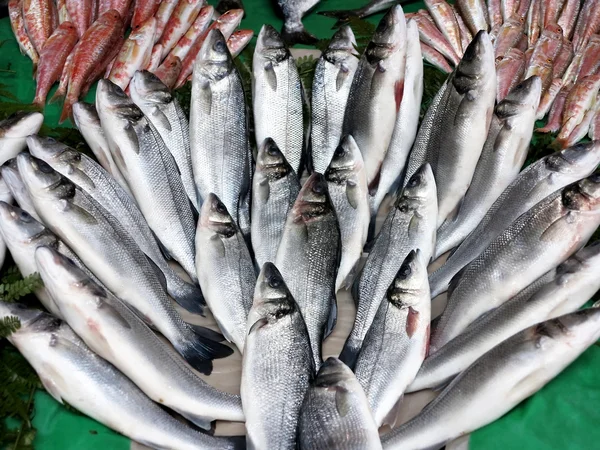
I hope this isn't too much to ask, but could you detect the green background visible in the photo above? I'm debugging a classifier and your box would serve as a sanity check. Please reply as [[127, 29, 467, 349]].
[[2, 0, 600, 448]]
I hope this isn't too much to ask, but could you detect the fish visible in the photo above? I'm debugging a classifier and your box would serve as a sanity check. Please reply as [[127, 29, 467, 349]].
[[371, 19, 423, 213], [0, 112, 44, 165], [456, 0, 488, 35], [577, 35, 600, 78], [26, 135, 205, 315], [0, 303, 244, 450], [56, 0, 70, 23], [342, 6, 407, 195], [310, 26, 359, 174], [537, 85, 569, 133], [487, 0, 502, 29], [339, 164, 437, 369], [22, 0, 57, 54], [275, 173, 340, 368], [414, 11, 460, 66], [494, 16, 525, 59], [0, 179, 12, 269], [1, 159, 41, 221], [217, 0, 245, 15], [420, 43, 453, 72], [590, 101, 600, 139], [251, 138, 300, 269], [500, 0, 518, 22], [410, 241, 600, 393], [33, 21, 78, 107], [48, 40, 78, 104], [527, 0, 542, 47], [145, 43, 163, 71], [381, 309, 600, 449], [17, 153, 230, 373], [59, 10, 124, 123], [241, 262, 315, 450], [525, 23, 564, 79], [227, 29, 254, 57], [275, 0, 320, 45], [167, 5, 214, 63], [253, 24, 305, 175], [325, 136, 369, 292], [35, 245, 245, 428], [560, 101, 599, 148], [556, 74, 600, 146], [496, 48, 526, 101], [8, 0, 39, 72], [298, 357, 382, 450], [108, 0, 134, 26], [552, 39, 574, 78], [153, 54, 182, 88], [573, 1, 600, 51], [451, 4, 472, 52], [319, 0, 398, 24], [131, 0, 160, 29], [158, 0, 204, 59], [557, 0, 581, 40], [196, 194, 256, 352], [431, 173, 600, 351], [434, 77, 541, 259], [154, 0, 180, 43], [425, 0, 462, 57], [129, 70, 198, 210], [65, 0, 93, 37], [354, 250, 430, 426], [190, 30, 252, 233], [96, 79, 199, 283], [430, 141, 600, 297], [108, 16, 156, 90]]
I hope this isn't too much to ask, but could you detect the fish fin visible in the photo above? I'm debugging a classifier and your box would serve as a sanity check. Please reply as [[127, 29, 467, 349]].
[[39, 366, 65, 404], [144, 255, 169, 293], [334, 386, 351, 417], [406, 306, 420, 338], [540, 215, 572, 242], [151, 230, 173, 260], [395, 80, 404, 113], [149, 106, 172, 132], [324, 293, 338, 338], [381, 395, 404, 428], [63, 201, 98, 225], [367, 168, 381, 197], [48, 88, 65, 105], [249, 317, 269, 334], [172, 409, 215, 431], [187, 324, 226, 343], [281, 25, 318, 46], [176, 329, 233, 375], [211, 316, 236, 344], [365, 215, 377, 247], [96, 297, 131, 329], [257, 178, 270, 203], [170, 280, 206, 316], [346, 179, 359, 209], [336, 65, 352, 92], [123, 123, 141, 154], [264, 62, 278, 91]]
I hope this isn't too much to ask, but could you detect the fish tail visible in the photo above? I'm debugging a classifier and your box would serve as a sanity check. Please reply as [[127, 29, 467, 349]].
[[59, 96, 74, 123], [175, 326, 233, 375], [48, 87, 66, 105], [317, 9, 358, 22], [281, 24, 318, 46], [168, 278, 207, 316]]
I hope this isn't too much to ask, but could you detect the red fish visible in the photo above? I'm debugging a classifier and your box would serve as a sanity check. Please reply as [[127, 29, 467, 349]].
[[154, 54, 182, 88], [168, 5, 214, 61], [420, 42, 453, 73], [8, 0, 39, 73], [227, 29, 253, 58], [22, 0, 57, 53], [66, 0, 94, 37], [154, 0, 180, 43], [132, 0, 160, 29], [158, 0, 205, 59], [56, 0, 70, 24]]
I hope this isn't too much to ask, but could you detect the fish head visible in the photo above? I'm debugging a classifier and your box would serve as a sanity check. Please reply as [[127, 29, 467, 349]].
[[199, 193, 236, 237], [562, 171, 600, 212], [366, 5, 406, 63], [387, 250, 428, 308], [1, 159, 25, 194], [528, 309, 600, 352], [496, 76, 542, 118], [0, 302, 47, 331], [292, 173, 334, 224], [227, 29, 254, 56], [215, 9, 244, 32], [555, 241, 600, 280], [324, 135, 363, 184], [546, 141, 600, 176], [314, 357, 356, 389], [256, 25, 289, 63], [399, 163, 436, 206], [96, 79, 145, 126], [16, 153, 74, 202], [454, 31, 494, 94], [0, 111, 43, 139], [72, 102, 101, 130], [130, 71, 173, 107], [256, 138, 294, 181], [0, 201, 49, 244], [197, 29, 233, 80], [325, 26, 359, 62], [27, 136, 78, 167]]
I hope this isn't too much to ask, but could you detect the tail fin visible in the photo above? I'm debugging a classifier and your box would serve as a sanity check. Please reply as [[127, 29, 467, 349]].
[[173, 408, 214, 431], [168, 277, 207, 316], [338, 340, 360, 370], [318, 9, 359, 26], [281, 25, 318, 46], [176, 328, 233, 375], [49, 87, 66, 105], [59, 99, 73, 124]]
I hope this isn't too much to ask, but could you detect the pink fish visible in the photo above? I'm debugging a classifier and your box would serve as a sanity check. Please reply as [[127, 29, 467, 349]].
[[536, 78, 563, 119], [560, 101, 598, 147], [98, 0, 112, 16], [66, 0, 94, 37], [525, 23, 564, 84], [543, 0, 565, 27], [577, 35, 600, 78], [414, 10, 460, 65], [424, 0, 463, 57], [420, 42, 453, 73], [154, 0, 180, 43], [537, 86, 568, 133], [56, 0, 70, 23], [227, 29, 253, 58], [145, 43, 163, 71], [451, 4, 472, 53], [154, 54, 182, 88], [168, 5, 214, 61], [553, 39, 574, 78], [49, 42, 77, 103], [22, 0, 57, 53], [573, 0, 600, 51], [557, 0, 581, 39], [495, 16, 525, 59], [108, 0, 133, 27], [8, 0, 39, 73], [158, 0, 205, 59], [589, 104, 600, 139], [527, 0, 542, 48], [556, 74, 600, 144], [496, 48, 525, 101], [487, 0, 502, 30], [132, 0, 160, 29], [456, 0, 489, 34], [515, 0, 531, 21], [501, 0, 518, 22]]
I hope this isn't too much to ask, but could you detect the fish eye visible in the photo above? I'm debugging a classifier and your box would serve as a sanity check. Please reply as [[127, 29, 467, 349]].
[[267, 143, 279, 156], [312, 181, 326, 194], [214, 40, 227, 53], [46, 137, 57, 144], [19, 211, 32, 221], [215, 201, 227, 214], [399, 264, 412, 279], [269, 276, 282, 288], [37, 160, 54, 173]]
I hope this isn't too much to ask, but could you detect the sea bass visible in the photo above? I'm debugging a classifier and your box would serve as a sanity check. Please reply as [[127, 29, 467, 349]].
[[1, 159, 41, 221], [0, 112, 43, 165]]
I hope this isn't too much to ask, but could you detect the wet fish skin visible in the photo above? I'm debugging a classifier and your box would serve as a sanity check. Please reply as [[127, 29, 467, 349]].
[[0, 112, 43, 165], [154, 54, 182, 89], [154, 0, 179, 43], [299, 357, 381, 450], [196, 194, 256, 352], [382, 309, 600, 449], [420, 42, 453, 72], [66, 0, 93, 37], [22, 0, 57, 54], [414, 11, 460, 66], [556, 74, 600, 145], [276, 0, 320, 45], [340, 164, 437, 369], [496, 48, 526, 101], [577, 35, 600, 79], [251, 138, 300, 269], [97, 79, 198, 283], [354, 250, 430, 426], [168, 5, 214, 62], [227, 29, 253, 57], [1, 159, 41, 221], [494, 16, 525, 59], [325, 136, 369, 292], [275, 173, 340, 368], [557, 0, 581, 40], [310, 26, 359, 174], [425, 0, 462, 57], [0, 304, 244, 450], [131, 0, 160, 29], [241, 262, 315, 450], [527, 0, 542, 47], [525, 23, 564, 80], [8, 0, 39, 72], [456, 0, 488, 35], [158, 0, 204, 59], [435, 77, 541, 259], [451, 4, 472, 52]]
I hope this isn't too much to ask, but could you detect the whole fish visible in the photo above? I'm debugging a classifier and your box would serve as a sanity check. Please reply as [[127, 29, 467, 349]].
[[167, 5, 214, 62], [420, 43, 453, 72], [590, 102, 600, 139], [251, 138, 300, 269], [275, 173, 340, 368], [0, 304, 244, 450], [343, 6, 407, 195], [190, 30, 252, 232], [241, 262, 315, 450], [299, 357, 382, 450], [26, 135, 205, 315], [435, 77, 541, 258], [425, 0, 462, 57], [0, 112, 43, 165], [158, 0, 204, 59], [22, 0, 57, 53], [253, 24, 304, 175], [131, 0, 160, 29], [310, 26, 359, 174], [154, 54, 183, 88], [381, 309, 600, 449], [325, 136, 369, 292], [97, 80, 198, 283], [319, 0, 398, 24], [276, 0, 320, 45], [410, 241, 600, 393], [108, 17, 156, 90], [430, 141, 600, 297], [33, 21, 78, 107], [217, 0, 244, 14], [456, 0, 488, 34], [494, 16, 525, 59], [354, 250, 430, 426], [196, 194, 256, 352], [558, 0, 581, 40], [339, 164, 437, 369], [36, 246, 244, 428], [372, 19, 423, 213], [496, 48, 526, 101], [556, 74, 600, 145], [17, 153, 229, 373], [414, 11, 460, 66], [227, 29, 254, 58], [72, 102, 132, 197], [8, 0, 39, 72], [1, 159, 40, 221], [66, 0, 93, 37], [60, 10, 124, 123], [130, 70, 197, 209], [154, 0, 179, 42], [431, 174, 600, 351]]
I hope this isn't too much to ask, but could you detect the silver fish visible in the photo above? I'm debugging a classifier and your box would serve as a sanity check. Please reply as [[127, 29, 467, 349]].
[[298, 357, 382, 450], [310, 26, 359, 174], [1, 158, 41, 221], [0, 303, 244, 450], [241, 262, 315, 450], [339, 164, 437, 369], [409, 241, 600, 392], [35, 246, 244, 429], [276, 0, 320, 45], [319, 0, 398, 24], [191, 30, 252, 234], [381, 309, 600, 449], [130, 70, 198, 210], [17, 153, 231, 373], [196, 194, 256, 352], [26, 135, 205, 315], [275, 173, 340, 368], [251, 138, 300, 269], [434, 77, 541, 258], [342, 5, 407, 195], [96, 79, 198, 282], [354, 250, 430, 426], [324, 135, 369, 292], [0, 176, 12, 269], [0, 112, 43, 165], [429, 141, 600, 297], [253, 25, 304, 175], [431, 173, 600, 352]]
